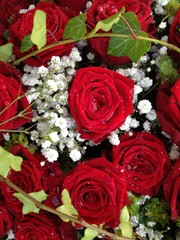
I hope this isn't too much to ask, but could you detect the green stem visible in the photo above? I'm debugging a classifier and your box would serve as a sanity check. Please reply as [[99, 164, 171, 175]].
[[13, 33, 180, 65], [0, 175, 132, 240]]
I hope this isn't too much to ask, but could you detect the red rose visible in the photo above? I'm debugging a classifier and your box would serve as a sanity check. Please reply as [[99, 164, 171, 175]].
[[112, 132, 171, 196], [14, 213, 61, 240], [168, 9, 180, 66], [54, 0, 89, 18], [163, 159, 180, 221], [9, 2, 74, 66], [61, 157, 130, 228], [0, 61, 32, 138], [68, 67, 134, 142], [86, 0, 154, 65], [0, 202, 13, 238], [0, 144, 44, 213], [156, 79, 180, 147]]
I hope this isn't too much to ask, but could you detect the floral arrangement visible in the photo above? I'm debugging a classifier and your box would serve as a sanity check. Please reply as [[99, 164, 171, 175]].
[[0, 0, 180, 239]]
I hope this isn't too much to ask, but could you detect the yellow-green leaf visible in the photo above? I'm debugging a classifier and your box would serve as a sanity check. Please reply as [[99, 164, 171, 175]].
[[13, 190, 48, 214], [30, 10, 47, 50], [81, 227, 98, 240], [0, 146, 22, 178], [120, 206, 133, 238], [20, 34, 34, 53], [56, 189, 78, 222], [0, 43, 13, 62]]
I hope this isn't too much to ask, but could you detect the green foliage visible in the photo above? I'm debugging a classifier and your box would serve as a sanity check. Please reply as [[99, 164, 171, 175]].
[[56, 189, 78, 222], [20, 34, 34, 53], [87, 7, 125, 38], [30, 10, 47, 50], [63, 13, 87, 41], [13, 190, 48, 214], [0, 43, 13, 62], [108, 12, 151, 62], [165, 0, 180, 15], [119, 206, 133, 238], [128, 194, 141, 216], [159, 55, 180, 83], [177, 218, 180, 228], [81, 227, 99, 240], [0, 146, 22, 178]]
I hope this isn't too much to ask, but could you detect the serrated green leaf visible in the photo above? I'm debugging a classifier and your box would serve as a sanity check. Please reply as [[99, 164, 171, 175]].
[[13, 190, 48, 214], [159, 55, 180, 83], [0, 146, 22, 178], [63, 13, 86, 41], [81, 227, 98, 240], [87, 7, 125, 38], [56, 189, 78, 222], [0, 43, 13, 62], [108, 12, 151, 62], [30, 10, 47, 50], [20, 34, 34, 53]]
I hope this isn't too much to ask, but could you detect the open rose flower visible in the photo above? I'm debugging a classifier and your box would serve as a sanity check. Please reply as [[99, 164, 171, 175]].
[[61, 157, 130, 228], [163, 159, 180, 221], [86, 0, 154, 65], [168, 9, 180, 66], [0, 202, 13, 238], [0, 61, 32, 139], [112, 132, 171, 196], [9, 2, 74, 66], [156, 79, 180, 147], [68, 66, 134, 142], [0, 144, 45, 214]]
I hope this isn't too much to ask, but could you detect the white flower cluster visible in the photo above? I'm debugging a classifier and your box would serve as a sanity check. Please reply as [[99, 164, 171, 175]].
[[154, 0, 170, 15], [23, 48, 86, 162]]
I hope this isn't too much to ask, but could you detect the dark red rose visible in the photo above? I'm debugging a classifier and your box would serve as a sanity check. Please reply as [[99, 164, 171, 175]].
[[112, 132, 171, 196], [86, 0, 154, 65], [14, 213, 61, 240], [0, 202, 13, 238], [0, 61, 32, 138], [163, 159, 180, 221], [9, 2, 74, 67], [68, 66, 134, 142], [168, 9, 180, 66], [54, 0, 89, 18], [59, 222, 78, 240], [61, 157, 130, 228], [0, 144, 44, 213], [156, 79, 180, 147]]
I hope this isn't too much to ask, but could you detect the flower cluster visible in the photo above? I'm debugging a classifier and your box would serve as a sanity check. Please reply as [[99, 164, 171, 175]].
[[0, 0, 180, 239]]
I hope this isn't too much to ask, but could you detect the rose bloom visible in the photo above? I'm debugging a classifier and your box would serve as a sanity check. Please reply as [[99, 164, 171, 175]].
[[112, 132, 171, 196], [168, 9, 180, 66], [61, 157, 130, 228], [0, 61, 32, 139], [86, 0, 154, 65], [68, 67, 134, 143], [0, 202, 13, 238], [0, 144, 45, 214], [163, 159, 180, 221], [156, 79, 180, 147], [54, 0, 89, 18], [9, 2, 74, 67]]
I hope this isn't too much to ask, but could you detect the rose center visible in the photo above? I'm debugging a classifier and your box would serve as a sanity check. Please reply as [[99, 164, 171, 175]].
[[84, 191, 99, 204]]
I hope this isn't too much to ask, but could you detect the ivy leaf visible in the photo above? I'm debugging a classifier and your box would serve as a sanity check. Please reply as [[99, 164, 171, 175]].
[[30, 10, 47, 50], [0, 43, 13, 62], [87, 7, 125, 38], [119, 206, 133, 238], [20, 34, 34, 53], [0, 146, 22, 178], [63, 13, 86, 41], [108, 12, 151, 62], [56, 189, 78, 222], [81, 227, 98, 240], [159, 55, 180, 83], [13, 190, 48, 214]]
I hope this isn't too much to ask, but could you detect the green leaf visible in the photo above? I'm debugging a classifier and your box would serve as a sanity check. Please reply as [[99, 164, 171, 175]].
[[56, 189, 78, 222], [176, 217, 180, 228], [63, 13, 87, 41], [159, 55, 180, 83], [81, 227, 98, 240], [20, 34, 34, 53], [30, 10, 47, 50], [165, 0, 180, 15], [87, 7, 125, 38], [120, 206, 133, 238], [13, 190, 48, 214], [108, 12, 151, 62], [0, 146, 22, 178], [0, 43, 13, 62]]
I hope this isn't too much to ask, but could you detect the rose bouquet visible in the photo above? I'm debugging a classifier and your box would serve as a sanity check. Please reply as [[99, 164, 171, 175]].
[[0, 0, 180, 239]]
